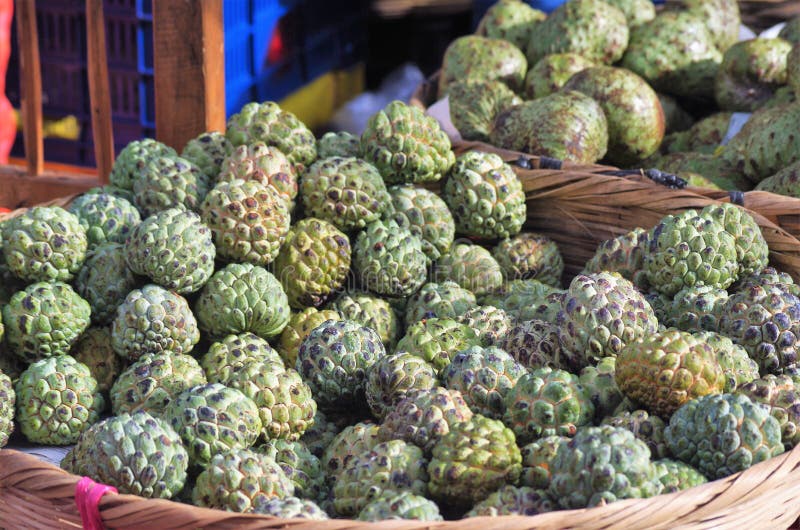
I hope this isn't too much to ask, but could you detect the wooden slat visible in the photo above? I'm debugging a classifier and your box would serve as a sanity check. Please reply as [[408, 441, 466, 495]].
[[0, 165, 96, 209], [153, 0, 225, 151], [85, 0, 114, 184], [14, 0, 42, 176]]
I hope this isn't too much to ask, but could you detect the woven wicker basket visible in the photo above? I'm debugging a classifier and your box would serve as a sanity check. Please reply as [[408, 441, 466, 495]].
[[3, 145, 800, 529]]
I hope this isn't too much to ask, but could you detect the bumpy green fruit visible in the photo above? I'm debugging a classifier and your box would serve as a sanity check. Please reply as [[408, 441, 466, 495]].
[[181, 131, 233, 179], [358, 491, 442, 521], [384, 185, 454, 261], [225, 101, 317, 171], [457, 305, 514, 347], [447, 80, 522, 142], [666, 285, 728, 333], [437, 243, 504, 297], [110, 139, 177, 190], [321, 421, 381, 479], [525, 53, 594, 99], [549, 426, 663, 508], [133, 155, 210, 217], [490, 91, 608, 164], [697, 331, 759, 392], [273, 218, 351, 309], [653, 459, 708, 493], [579, 357, 624, 421], [0, 370, 15, 447], [493, 233, 563, 286], [258, 439, 327, 503], [110, 353, 206, 415], [3, 206, 87, 282], [428, 415, 522, 506], [404, 281, 476, 324], [665, 393, 784, 479], [602, 409, 669, 459], [15, 355, 104, 445], [715, 38, 792, 111], [366, 352, 437, 420], [4, 281, 91, 363], [201, 332, 283, 384], [278, 308, 342, 367], [164, 383, 262, 467], [194, 263, 290, 340], [466, 485, 556, 517], [317, 131, 360, 158], [111, 284, 200, 361], [438, 35, 527, 97], [519, 435, 565, 489], [329, 290, 400, 349], [125, 207, 215, 294], [68, 193, 141, 248], [70, 326, 121, 396], [582, 228, 649, 289], [360, 100, 455, 184], [62, 411, 188, 499], [526, 0, 629, 65], [76, 243, 139, 325], [604, 0, 654, 27], [216, 142, 298, 209], [476, 0, 546, 50], [396, 318, 480, 374]]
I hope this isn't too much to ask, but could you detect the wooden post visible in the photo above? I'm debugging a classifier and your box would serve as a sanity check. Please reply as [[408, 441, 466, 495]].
[[153, 0, 225, 151], [86, 0, 114, 184], [15, 0, 42, 176]]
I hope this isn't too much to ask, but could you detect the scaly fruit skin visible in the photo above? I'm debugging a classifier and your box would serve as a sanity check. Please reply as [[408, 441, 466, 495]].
[[3, 206, 87, 282], [225, 101, 317, 171], [622, 12, 721, 98], [273, 218, 351, 309], [696, 331, 759, 392], [475, 0, 546, 50], [200, 178, 290, 266], [701, 203, 768, 277], [227, 364, 316, 441], [444, 346, 528, 419], [557, 272, 659, 370], [353, 219, 428, 298], [579, 357, 624, 421], [4, 281, 91, 363], [604, 0, 655, 27], [429, 415, 522, 506], [658, 93, 694, 133], [582, 228, 650, 289], [200, 332, 283, 385], [278, 309, 342, 367], [15, 355, 104, 445], [192, 449, 294, 512], [466, 485, 556, 517], [481, 278, 561, 317], [321, 421, 381, 479], [384, 185, 454, 261], [110, 353, 206, 415], [300, 157, 389, 232], [493, 233, 563, 286], [755, 160, 800, 197], [644, 210, 739, 296], [667, 285, 729, 333], [71, 327, 121, 396], [602, 409, 669, 459], [360, 100, 455, 184], [653, 459, 708, 493], [525, 53, 594, 99], [737, 375, 800, 449], [333, 440, 429, 516], [549, 426, 663, 508], [526, 0, 629, 66], [676, 0, 740, 52], [715, 38, 792, 112], [396, 318, 481, 374], [329, 291, 399, 349], [300, 410, 340, 458], [164, 383, 262, 467], [125, 207, 215, 294], [449, 80, 523, 143], [296, 320, 385, 410], [133, 155, 210, 217], [76, 243, 140, 325], [257, 497, 329, 520], [665, 393, 784, 479], [110, 139, 177, 190], [519, 435, 566, 489], [438, 36, 527, 97], [378, 387, 474, 455], [437, 243, 504, 297], [317, 131, 360, 158], [790, 43, 800, 96], [500, 319, 564, 370], [661, 112, 733, 155], [444, 151, 526, 240], [258, 439, 327, 503], [216, 142, 297, 209], [0, 370, 15, 447], [111, 284, 200, 361], [734, 267, 800, 297], [719, 283, 800, 374], [503, 368, 594, 444], [404, 281, 476, 324], [564, 66, 665, 166], [490, 91, 609, 164], [357, 492, 443, 521], [194, 263, 290, 340], [615, 330, 725, 417], [366, 352, 438, 420], [181, 131, 233, 179], [457, 306, 513, 347], [68, 193, 141, 248], [61, 411, 188, 499], [780, 18, 800, 44]]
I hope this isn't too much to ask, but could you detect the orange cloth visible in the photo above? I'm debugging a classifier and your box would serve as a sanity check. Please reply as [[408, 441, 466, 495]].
[[0, 0, 16, 163]]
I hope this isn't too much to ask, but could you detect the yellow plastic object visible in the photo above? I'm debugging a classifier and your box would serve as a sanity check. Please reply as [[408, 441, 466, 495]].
[[13, 108, 81, 140], [279, 63, 365, 131]]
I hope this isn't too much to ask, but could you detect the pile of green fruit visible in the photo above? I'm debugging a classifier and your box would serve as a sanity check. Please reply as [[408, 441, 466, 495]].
[[444, 0, 800, 195], [0, 92, 799, 521]]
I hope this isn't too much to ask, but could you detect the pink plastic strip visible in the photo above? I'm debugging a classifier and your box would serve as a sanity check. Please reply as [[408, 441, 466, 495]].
[[75, 477, 118, 530]]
